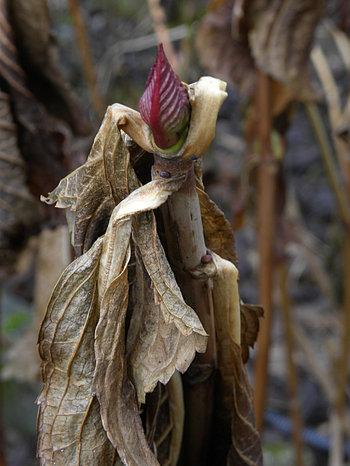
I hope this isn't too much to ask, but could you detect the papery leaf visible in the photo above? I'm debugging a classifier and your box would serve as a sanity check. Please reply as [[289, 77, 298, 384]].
[[249, 0, 324, 94], [127, 235, 206, 404], [211, 253, 263, 465], [90, 137, 204, 464], [197, 0, 322, 98], [93, 205, 158, 466], [8, 0, 90, 135], [139, 44, 190, 149], [37, 238, 118, 465], [0, 89, 39, 276], [41, 108, 130, 255], [196, 0, 256, 96], [134, 211, 207, 341], [195, 170, 237, 263], [240, 303, 263, 363]]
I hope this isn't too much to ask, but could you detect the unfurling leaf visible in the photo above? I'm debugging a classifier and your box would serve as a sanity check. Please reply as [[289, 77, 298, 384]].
[[139, 44, 190, 149]]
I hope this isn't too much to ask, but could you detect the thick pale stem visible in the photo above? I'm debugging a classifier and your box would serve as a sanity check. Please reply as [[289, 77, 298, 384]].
[[153, 155, 217, 465]]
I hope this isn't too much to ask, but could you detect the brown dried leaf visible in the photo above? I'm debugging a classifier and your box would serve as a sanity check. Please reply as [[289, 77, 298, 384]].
[[93, 177, 206, 465], [196, 181, 237, 263], [37, 238, 118, 465], [240, 303, 264, 363], [127, 235, 206, 404], [249, 0, 324, 95], [226, 343, 263, 466], [134, 211, 207, 342], [42, 107, 141, 256], [0, 89, 40, 276], [197, 0, 322, 98], [0, 0, 86, 217], [93, 206, 157, 466], [8, 0, 89, 134], [212, 253, 262, 465], [196, 0, 256, 96]]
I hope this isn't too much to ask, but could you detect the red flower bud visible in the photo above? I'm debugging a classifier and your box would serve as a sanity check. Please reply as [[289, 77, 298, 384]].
[[139, 44, 190, 149]]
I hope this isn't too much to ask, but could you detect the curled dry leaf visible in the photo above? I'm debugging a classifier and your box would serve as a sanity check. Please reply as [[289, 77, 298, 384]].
[[40, 98, 211, 465], [195, 175, 237, 264], [8, 0, 89, 134], [197, 0, 323, 99], [196, 0, 256, 96], [0, 90, 39, 276], [37, 238, 118, 465], [212, 253, 263, 465], [249, 0, 324, 96], [129, 212, 207, 403], [240, 303, 264, 363]]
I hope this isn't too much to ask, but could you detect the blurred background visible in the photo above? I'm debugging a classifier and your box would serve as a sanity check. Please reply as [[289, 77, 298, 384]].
[[0, 0, 350, 465]]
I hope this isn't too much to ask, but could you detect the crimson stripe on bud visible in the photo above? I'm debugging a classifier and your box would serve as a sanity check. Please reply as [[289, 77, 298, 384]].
[[139, 44, 190, 149]]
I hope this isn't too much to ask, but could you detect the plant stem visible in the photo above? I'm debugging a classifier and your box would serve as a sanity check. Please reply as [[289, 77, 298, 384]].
[[253, 71, 276, 430], [304, 103, 350, 225], [68, 0, 105, 118], [278, 264, 304, 466], [146, 0, 179, 72], [153, 155, 217, 465], [305, 102, 350, 466]]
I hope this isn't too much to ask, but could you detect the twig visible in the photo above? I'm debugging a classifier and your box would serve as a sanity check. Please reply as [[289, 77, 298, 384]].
[[97, 26, 189, 96], [294, 322, 335, 405], [304, 103, 350, 226], [278, 264, 304, 466], [253, 71, 277, 430], [305, 101, 350, 466], [146, 0, 179, 72], [68, 0, 105, 118]]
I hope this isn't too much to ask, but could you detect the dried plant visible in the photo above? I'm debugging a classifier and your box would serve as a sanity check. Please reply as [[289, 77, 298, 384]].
[[37, 45, 263, 465]]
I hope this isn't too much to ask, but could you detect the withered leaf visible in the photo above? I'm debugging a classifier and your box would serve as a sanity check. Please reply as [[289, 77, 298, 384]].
[[127, 232, 206, 404], [134, 211, 207, 342], [93, 174, 206, 465], [240, 303, 264, 363], [0, 89, 40, 276], [196, 179, 237, 264], [196, 0, 256, 96], [8, 0, 89, 134], [41, 108, 128, 255], [93, 205, 157, 466], [227, 343, 263, 466], [249, 0, 324, 95], [37, 238, 118, 465], [197, 0, 322, 98], [212, 253, 262, 465]]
